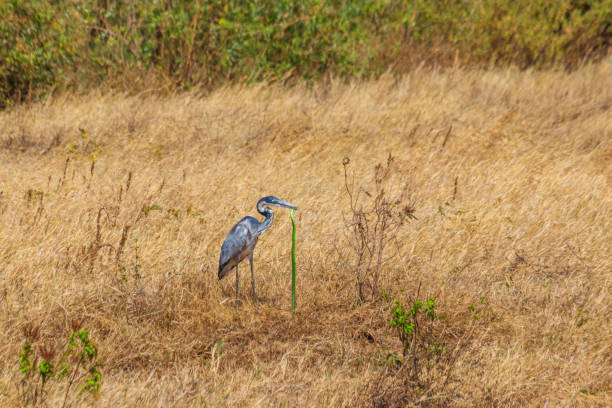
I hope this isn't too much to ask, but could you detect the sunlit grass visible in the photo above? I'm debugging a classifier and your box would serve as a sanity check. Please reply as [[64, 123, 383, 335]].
[[0, 61, 610, 407]]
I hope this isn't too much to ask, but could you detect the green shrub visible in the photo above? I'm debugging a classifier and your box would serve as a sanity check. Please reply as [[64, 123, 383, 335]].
[[1, 0, 610, 106], [389, 297, 445, 381], [16, 323, 103, 407], [0, 1, 82, 106], [398, 0, 611, 68]]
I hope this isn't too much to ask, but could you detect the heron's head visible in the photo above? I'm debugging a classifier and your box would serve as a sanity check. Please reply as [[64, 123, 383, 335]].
[[258, 196, 298, 211]]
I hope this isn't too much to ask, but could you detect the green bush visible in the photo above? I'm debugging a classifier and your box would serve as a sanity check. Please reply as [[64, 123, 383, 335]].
[[72, 0, 390, 85], [16, 323, 103, 406], [399, 0, 611, 68], [1, 0, 610, 106], [0, 1, 82, 105]]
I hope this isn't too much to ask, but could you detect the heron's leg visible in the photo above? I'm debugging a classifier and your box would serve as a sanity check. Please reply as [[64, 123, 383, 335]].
[[235, 264, 239, 310], [249, 251, 257, 303]]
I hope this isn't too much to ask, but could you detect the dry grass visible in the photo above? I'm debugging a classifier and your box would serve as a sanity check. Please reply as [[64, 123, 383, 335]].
[[0, 61, 610, 407]]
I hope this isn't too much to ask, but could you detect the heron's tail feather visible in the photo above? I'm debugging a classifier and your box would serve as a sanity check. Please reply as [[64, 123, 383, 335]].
[[218, 260, 233, 280]]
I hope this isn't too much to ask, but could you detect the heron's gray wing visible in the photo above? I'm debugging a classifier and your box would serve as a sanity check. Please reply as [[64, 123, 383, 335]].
[[218, 217, 258, 279]]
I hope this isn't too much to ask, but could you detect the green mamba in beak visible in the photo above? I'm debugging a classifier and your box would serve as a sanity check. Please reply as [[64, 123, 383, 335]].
[[290, 208, 297, 314]]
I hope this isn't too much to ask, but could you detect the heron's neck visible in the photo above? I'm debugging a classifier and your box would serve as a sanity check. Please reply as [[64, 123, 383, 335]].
[[256, 207, 274, 236]]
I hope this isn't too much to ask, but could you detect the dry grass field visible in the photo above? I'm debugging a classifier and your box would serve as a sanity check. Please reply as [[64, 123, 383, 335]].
[[0, 61, 610, 407]]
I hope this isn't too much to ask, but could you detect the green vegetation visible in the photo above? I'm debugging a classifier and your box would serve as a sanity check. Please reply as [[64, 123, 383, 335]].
[[390, 298, 442, 357], [16, 323, 103, 407], [366, 295, 459, 404], [1, 0, 610, 105]]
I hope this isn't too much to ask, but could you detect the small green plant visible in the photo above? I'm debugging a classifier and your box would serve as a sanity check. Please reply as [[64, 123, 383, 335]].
[[389, 297, 446, 383], [467, 295, 489, 321], [118, 237, 143, 282], [390, 298, 443, 369], [577, 307, 589, 328], [364, 293, 466, 405], [132, 238, 142, 280], [16, 322, 104, 407]]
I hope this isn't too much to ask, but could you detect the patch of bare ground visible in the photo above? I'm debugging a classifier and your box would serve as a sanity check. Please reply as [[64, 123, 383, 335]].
[[0, 61, 610, 407]]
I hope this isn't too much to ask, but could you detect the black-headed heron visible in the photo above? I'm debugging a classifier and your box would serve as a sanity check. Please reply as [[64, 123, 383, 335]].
[[218, 196, 298, 308]]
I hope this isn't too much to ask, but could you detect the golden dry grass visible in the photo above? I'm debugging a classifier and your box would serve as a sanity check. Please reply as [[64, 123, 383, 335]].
[[0, 61, 610, 407]]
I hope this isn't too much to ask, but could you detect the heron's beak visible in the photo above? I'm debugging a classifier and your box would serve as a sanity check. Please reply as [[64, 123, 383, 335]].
[[277, 199, 298, 210]]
